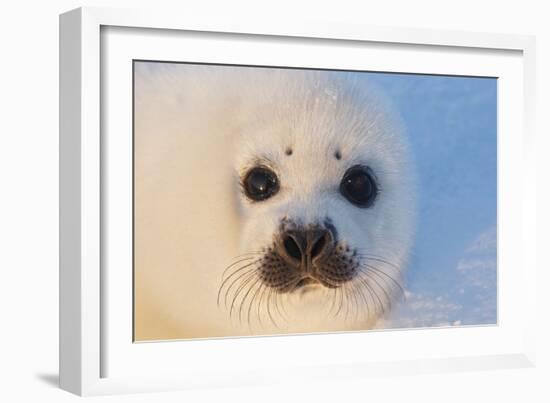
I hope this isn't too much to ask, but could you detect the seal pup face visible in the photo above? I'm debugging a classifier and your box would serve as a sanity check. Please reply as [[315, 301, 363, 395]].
[[218, 71, 415, 330]]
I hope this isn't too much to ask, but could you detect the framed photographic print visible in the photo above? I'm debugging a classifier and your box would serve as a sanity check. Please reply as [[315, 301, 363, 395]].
[[60, 6, 537, 396]]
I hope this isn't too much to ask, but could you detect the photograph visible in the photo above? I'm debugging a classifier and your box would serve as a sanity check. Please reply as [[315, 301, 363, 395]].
[[0, 0, 543, 399], [133, 61, 497, 341]]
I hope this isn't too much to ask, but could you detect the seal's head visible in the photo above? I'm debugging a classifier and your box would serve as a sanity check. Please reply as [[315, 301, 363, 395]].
[[219, 70, 416, 331]]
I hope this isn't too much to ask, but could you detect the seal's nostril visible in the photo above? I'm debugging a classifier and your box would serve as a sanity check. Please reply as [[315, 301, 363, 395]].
[[310, 233, 327, 259], [279, 228, 333, 266], [283, 235, 302, 261]]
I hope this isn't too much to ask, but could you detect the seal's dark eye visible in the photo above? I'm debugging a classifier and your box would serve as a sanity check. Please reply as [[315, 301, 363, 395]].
[[243, 166, 280, 201], [339, 165, 378, 208]]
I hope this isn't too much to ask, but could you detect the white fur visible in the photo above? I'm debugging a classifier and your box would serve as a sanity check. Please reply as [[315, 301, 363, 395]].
[[134, 63, 416, 339]]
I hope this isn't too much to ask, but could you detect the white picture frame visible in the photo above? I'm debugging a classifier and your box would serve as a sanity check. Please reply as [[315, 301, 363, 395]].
[[59, 6, 537, 396]]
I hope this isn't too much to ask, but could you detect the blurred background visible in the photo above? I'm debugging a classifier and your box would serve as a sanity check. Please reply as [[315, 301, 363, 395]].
[[361, 73, 497, 328]]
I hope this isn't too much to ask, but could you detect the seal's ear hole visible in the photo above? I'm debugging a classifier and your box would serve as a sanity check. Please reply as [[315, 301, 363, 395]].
[[285, 147, 293, 156], [334, 150, 342, 160]]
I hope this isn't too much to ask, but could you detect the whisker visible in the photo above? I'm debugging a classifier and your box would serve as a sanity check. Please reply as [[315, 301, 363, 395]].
[[342, 283, 351, 322], [356, 274, 385, 316], [334, 285, 345, 317], [359, 270, 392, 310], [272, 275, 301, 293], [218, 259, 261, 307], [229, 271, 258, 318], [227, 251, 265, 262], [361, 264, 405, 300], [267, 276, 301, 321], [222, 267, 257, 308], [345, 284, 355, 323], [366, 256, 401, 271], [348, 281, 361, 323], [329, 286, 339, 316], [356, 252, 401, 271], [273, 288, 287, 322], [329, 287, 337, 316], [353, 280, 372, 321], [266, 287, 279, 328], [245, 279, 264, 327], [221, 256, 256, 279], [256, 282, 270, 327], [237, 276, 261, 324]]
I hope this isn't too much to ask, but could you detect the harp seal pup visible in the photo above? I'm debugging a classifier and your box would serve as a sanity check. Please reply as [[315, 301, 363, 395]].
[[133, 64, 416, 339]]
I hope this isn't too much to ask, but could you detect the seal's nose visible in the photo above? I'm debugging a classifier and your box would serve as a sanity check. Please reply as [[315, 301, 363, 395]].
[[280, 228, 333, 267]]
